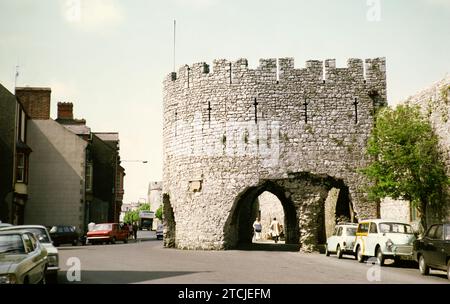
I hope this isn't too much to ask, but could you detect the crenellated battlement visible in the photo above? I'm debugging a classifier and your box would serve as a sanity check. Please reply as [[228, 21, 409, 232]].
[[165, 57, 386, 87]]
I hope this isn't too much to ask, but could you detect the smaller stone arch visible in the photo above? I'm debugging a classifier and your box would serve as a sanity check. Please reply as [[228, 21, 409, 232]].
[[162, 193, 176, 248]]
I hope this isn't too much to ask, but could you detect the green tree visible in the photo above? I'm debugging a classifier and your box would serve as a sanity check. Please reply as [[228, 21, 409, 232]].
[[138, 203, 151, 211], [123, 203, 152, 224], [362, 105, 449, 230], [155, 205, 163, 221], [124, 210, 139, 224]]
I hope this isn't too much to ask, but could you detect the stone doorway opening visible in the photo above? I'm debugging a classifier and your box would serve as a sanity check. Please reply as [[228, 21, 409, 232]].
[[224, 180, 300, 251]]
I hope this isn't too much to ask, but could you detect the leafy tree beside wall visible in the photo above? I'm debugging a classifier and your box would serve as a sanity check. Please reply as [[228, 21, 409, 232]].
[[362, 105, 449, 230], [155, 205, 163, 221]]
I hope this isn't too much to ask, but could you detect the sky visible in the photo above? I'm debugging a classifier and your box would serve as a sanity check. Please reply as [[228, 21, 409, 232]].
[[0, 0, 449, 205]]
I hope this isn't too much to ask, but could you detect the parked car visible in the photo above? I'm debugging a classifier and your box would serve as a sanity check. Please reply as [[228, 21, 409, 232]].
[[156, 224, 163, 240], [86, 223, 129, 245], [0, 230, 48, 284], [325, 223, 357, 258], [0, 225, 59, 282], [354, 219, 416, 266], [413, 223, 450, 280], [49, 225, 79, 247]]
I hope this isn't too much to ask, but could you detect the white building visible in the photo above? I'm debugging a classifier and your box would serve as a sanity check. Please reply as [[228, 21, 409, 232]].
[[148, 181, 162, 229]]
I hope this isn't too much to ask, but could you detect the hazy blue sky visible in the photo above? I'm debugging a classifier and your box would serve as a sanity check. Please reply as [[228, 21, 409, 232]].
[[0, 0, 449, 205]]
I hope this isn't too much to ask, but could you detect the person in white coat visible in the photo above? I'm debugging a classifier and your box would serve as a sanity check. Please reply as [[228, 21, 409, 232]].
[[270, 217, 281, 243]]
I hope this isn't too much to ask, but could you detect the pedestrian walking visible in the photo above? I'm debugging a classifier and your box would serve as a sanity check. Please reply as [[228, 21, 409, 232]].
[[128, 222, 133, 239], [88, 222, 95, 232], [132, 222, 138, 240], [270, 217, 281, 244], [252, 217, 262, 241]]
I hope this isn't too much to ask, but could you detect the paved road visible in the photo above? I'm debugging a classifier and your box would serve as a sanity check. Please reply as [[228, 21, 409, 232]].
[[56, 231, 449, 284]]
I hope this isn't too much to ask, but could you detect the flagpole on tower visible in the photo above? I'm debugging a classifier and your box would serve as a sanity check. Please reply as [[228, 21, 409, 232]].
[[173, 19, 176, 73], [14, 65, 19, 94]]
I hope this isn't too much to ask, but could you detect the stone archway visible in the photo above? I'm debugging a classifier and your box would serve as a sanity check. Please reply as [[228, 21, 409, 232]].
[[162, 194, 176, 248], [225, 180, 299, 248], [223, 172, 354, 251]]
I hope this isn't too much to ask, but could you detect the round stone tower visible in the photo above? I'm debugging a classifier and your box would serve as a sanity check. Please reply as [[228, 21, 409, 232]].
[[163, 57, 386, 250]]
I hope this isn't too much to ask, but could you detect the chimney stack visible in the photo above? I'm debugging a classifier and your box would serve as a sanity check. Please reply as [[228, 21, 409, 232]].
[[57, 102, 74, 120], [15, 87, 51, 120]]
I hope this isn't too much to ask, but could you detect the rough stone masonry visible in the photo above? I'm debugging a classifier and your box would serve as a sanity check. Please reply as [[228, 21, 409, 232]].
[[162, 57, 386, 251]]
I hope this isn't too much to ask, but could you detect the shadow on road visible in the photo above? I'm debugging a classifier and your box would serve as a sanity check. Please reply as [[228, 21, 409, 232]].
[[235, 243, 300, 252], [58, 270, 205, 284]]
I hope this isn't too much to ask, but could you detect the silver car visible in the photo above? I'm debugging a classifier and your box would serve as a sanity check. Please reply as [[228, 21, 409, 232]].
[[0, 230, 48, 284], [0, 225, 59, 281]]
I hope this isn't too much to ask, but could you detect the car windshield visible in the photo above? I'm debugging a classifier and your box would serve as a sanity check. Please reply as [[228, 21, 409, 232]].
[[93, 224, 112, 231], [0, 235, 26, 254], [25, 228, 51, 243], [379, 223, 413, 234], [346, 227, 357, 236]]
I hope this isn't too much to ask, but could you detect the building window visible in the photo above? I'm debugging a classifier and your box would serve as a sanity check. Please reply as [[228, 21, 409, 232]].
[[85, 164, 93, 191], [16, 153, 26, 183]]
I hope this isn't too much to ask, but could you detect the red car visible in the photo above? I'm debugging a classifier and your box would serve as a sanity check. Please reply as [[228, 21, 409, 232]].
[[86, 223, 129, 245]]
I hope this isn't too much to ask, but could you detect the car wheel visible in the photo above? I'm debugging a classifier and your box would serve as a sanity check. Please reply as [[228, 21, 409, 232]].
[[356, 246, 365, 263], [337, 245, 343, 259], [419, 255, 430, 275], [72, 239, 78, 246], [446, 260, 449, 280], [40, 267, 47, 284], [325, 244, 330, 256], [376, 247, 385, 266], [124, 237, 128, 244], [111, 237, 116, 244], [40, 274, 47, 285]]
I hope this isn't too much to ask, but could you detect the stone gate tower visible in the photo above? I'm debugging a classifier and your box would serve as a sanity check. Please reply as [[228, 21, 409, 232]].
[[163, 57, 386, 250]]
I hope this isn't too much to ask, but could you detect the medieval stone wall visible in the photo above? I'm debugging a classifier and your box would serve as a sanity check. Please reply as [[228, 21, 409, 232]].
[[163, 57, 386, 250], [404, 75, 450, 222]]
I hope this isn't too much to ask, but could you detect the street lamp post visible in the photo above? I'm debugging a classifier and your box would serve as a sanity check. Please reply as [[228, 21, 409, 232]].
[[122, 160, 148, 163]]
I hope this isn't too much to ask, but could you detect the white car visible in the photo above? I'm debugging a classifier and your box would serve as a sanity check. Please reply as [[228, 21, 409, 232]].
[[156, 224, 163, 240], [325, 223, 357, 258], [354, 219, 416, 266], [0, 225, 59, 281]]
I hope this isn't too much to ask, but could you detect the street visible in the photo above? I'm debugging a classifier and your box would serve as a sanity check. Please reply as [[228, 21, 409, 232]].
[[56, 231, 449, 284]]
